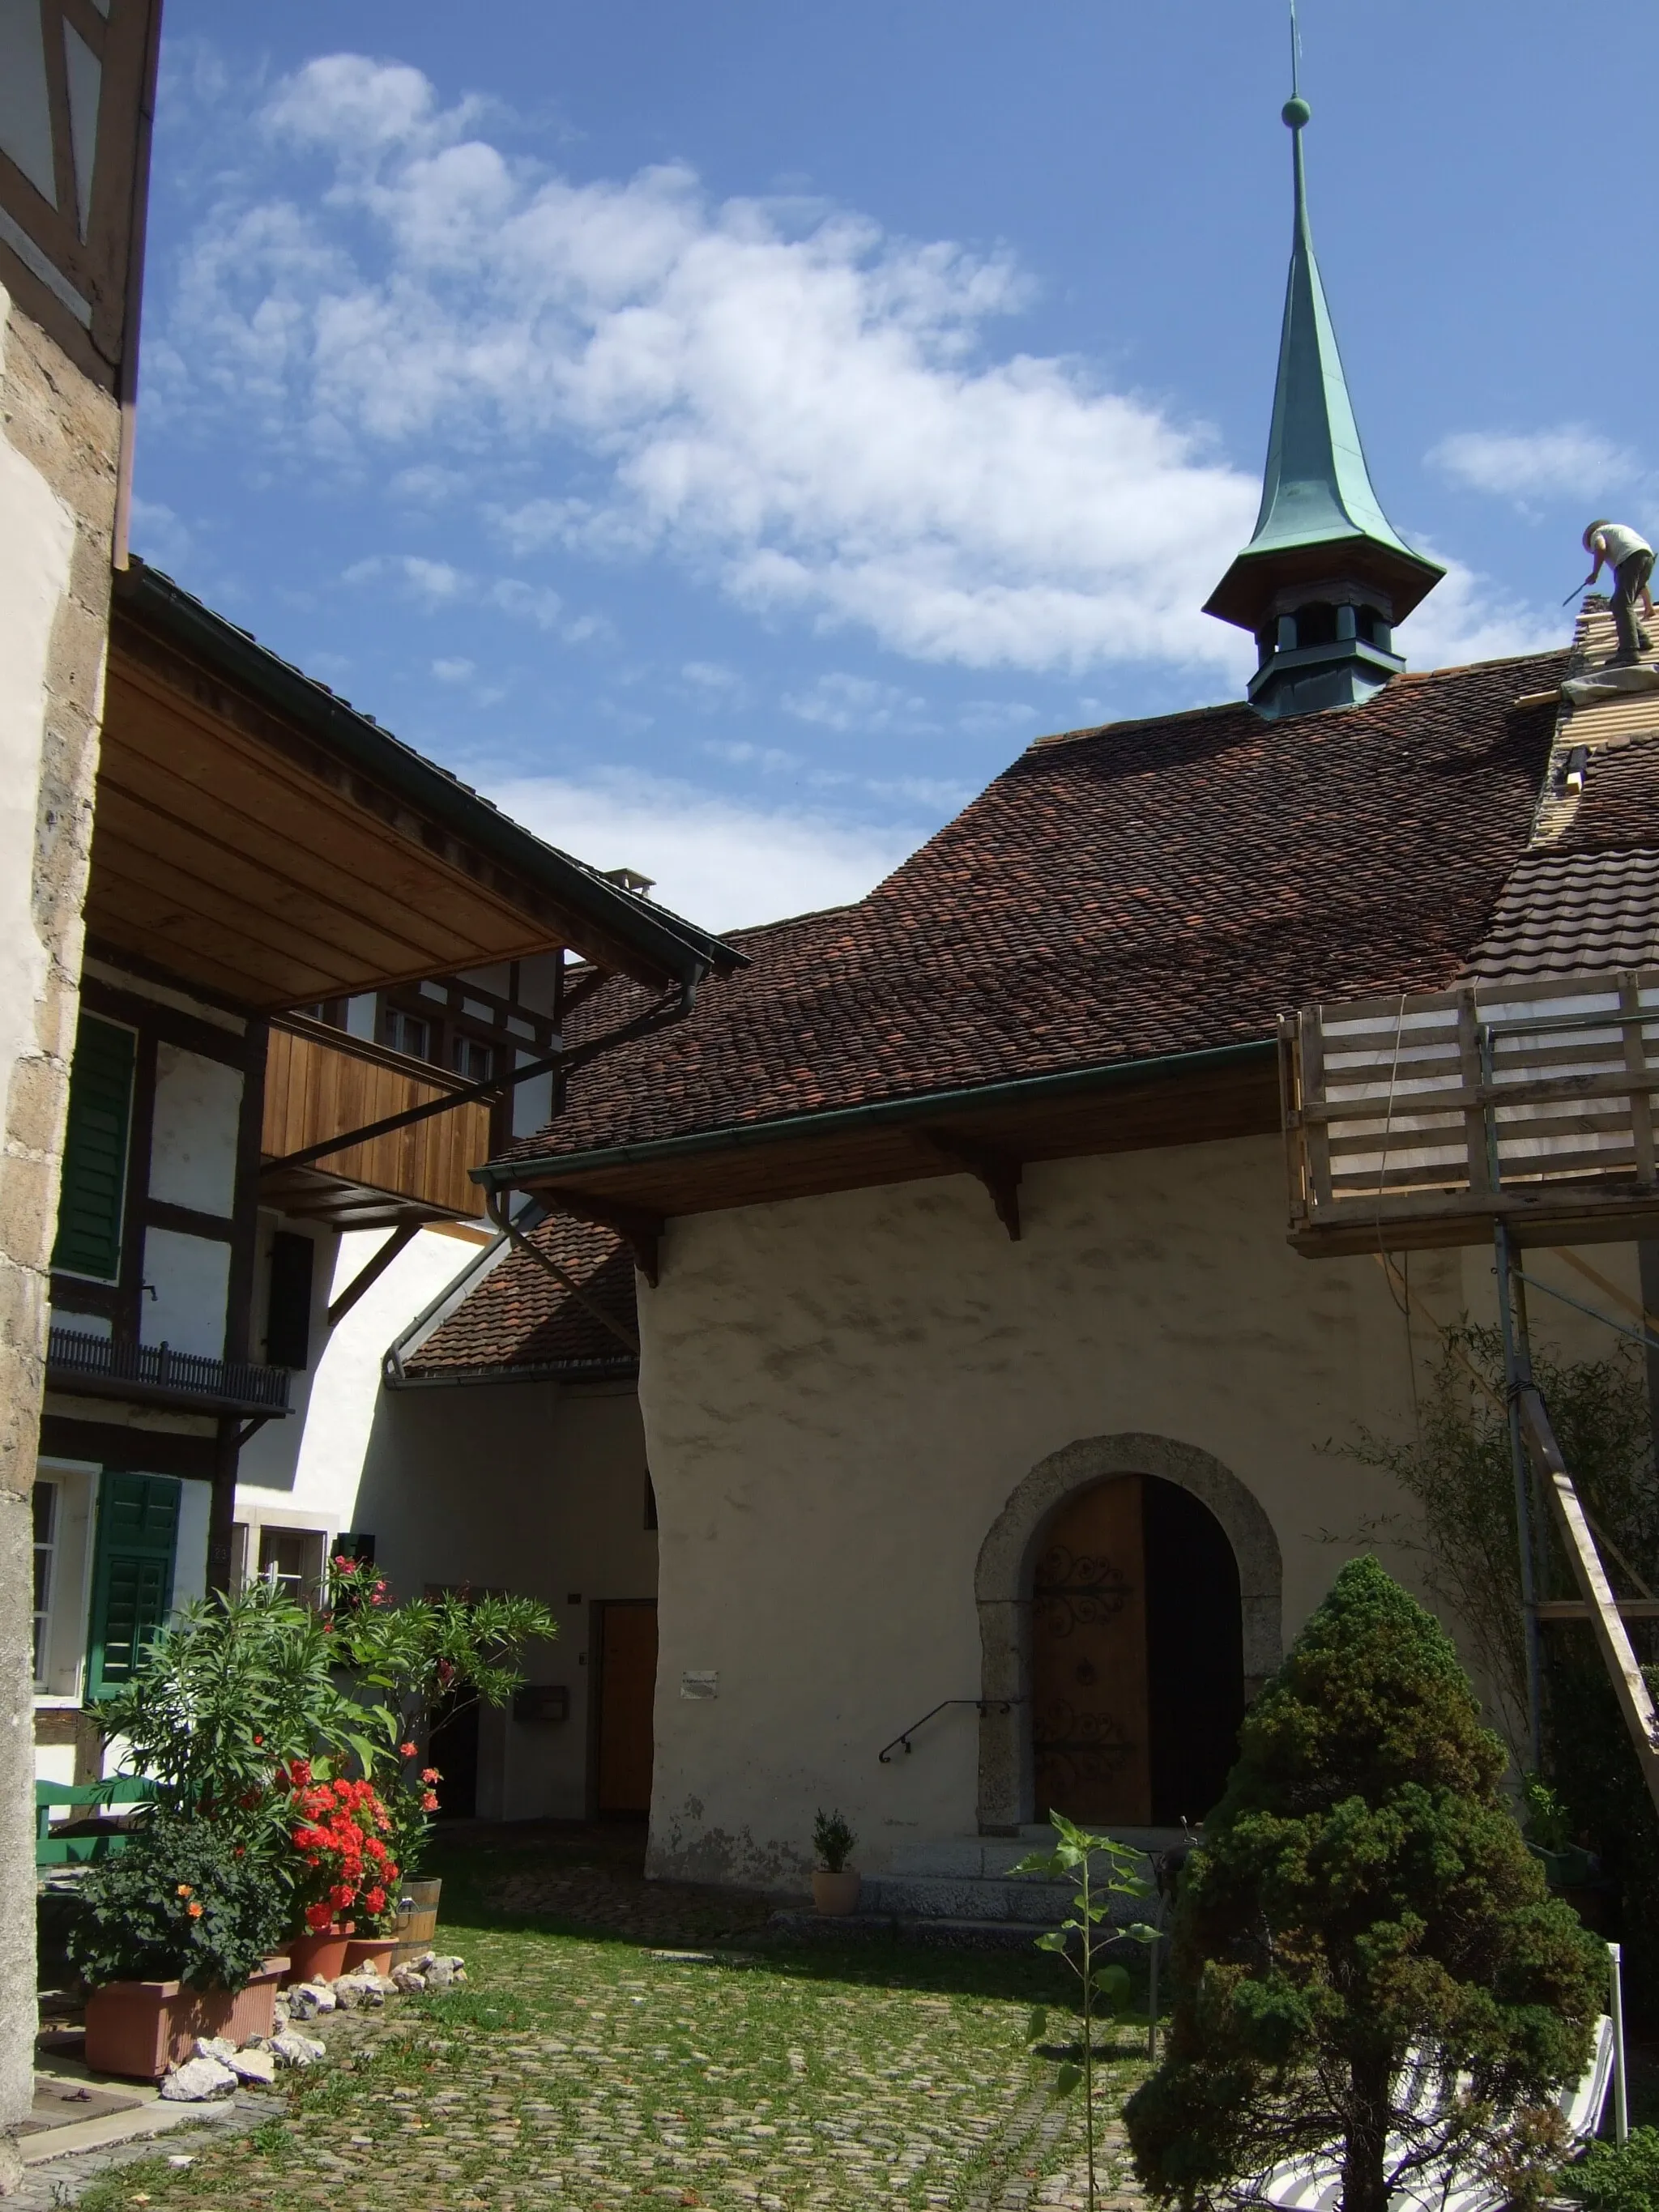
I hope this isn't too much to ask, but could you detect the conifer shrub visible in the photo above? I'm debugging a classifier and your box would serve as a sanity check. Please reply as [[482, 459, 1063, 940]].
[[1124, 1558, 1606, 2212]]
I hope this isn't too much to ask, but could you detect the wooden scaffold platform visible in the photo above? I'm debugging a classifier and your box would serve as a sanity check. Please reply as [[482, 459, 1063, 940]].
[[1282, 967, 1659, 1817]]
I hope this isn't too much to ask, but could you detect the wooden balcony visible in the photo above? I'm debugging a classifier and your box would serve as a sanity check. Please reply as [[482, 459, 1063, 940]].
[[261, 1015, 495, 1229], [1282, 969, 1659, 1255]]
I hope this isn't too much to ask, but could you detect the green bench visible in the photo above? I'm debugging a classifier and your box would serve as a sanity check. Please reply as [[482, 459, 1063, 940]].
[[36, 1777, 156, 1866]]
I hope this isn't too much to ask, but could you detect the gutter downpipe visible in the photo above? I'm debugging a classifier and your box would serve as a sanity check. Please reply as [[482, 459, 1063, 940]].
[[472, 1036, 1278, 1196], [382, 1213, 519, 1389]]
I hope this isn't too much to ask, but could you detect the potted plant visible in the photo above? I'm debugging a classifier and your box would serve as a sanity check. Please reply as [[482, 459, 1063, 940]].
[[323, 1555, 557, 1953], [70, 1817, 292, 2080], [281, 1762, 401, 1984], [811, 1807, 860, 1914]]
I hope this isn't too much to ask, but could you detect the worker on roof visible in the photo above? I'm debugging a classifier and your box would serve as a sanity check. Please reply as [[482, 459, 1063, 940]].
[[1580, 520, 1655, 664]]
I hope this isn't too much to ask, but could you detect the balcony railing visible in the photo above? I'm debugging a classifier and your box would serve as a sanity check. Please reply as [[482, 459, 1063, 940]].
[[47, 1327, 292, 1416]]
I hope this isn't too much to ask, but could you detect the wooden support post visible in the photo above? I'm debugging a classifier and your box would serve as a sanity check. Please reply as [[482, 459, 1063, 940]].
[[1516, 1386, 1659, 1822], [327, 1221, 420, 1328], [1494, 1222, 1543, 1773]]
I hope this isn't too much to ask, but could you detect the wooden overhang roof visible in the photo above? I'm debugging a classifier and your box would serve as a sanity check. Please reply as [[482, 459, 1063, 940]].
[[474, 650, 1568, 1229], [95, 561, 741, 1012]]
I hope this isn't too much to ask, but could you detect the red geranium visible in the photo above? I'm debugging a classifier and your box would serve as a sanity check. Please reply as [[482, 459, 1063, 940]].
[[281, 1770, 400, 1935]]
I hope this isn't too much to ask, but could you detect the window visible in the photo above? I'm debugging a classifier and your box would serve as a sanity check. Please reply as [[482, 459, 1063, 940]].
[[258, 1526, 326, 1607], [53, 1016, 137, 1282], [86, 1473, 181, 1698], [382, 1008, 429, 1060], [33, 1481, 57, 1687], [265, 1231, 315, 1369], [296, 999, 348, 1029], [451, 1035, 495, 1083]]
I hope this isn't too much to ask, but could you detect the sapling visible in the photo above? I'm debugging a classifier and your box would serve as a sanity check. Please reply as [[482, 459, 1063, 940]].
[[812, 1807, 855, 1872], [1013, 1811, 1158, 2210]]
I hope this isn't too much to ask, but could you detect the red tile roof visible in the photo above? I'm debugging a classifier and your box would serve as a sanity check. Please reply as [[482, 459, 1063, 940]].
[[403, 1213, 635, 1380], [493, 653, 1567, 1170]]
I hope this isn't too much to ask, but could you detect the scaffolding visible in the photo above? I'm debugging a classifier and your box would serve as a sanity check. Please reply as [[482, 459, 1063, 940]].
[[1282, 970, 1659, 1814]]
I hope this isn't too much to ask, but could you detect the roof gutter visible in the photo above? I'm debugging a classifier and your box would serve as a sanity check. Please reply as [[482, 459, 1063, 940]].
[[116, 560, 744, 991], [474, 1035, 1278, 1193]]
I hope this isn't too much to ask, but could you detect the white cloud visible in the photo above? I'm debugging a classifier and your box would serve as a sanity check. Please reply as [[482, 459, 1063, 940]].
[[345, 551, 605, 641], [128, 494, 194, 571], [1393, 548, 1561, 668], [154, 52, 1554, 689], [486, 767, 917, 930], [1427, 424, 1637, 505], [782, 671, 933, 733], [431, 655, 475, 682]]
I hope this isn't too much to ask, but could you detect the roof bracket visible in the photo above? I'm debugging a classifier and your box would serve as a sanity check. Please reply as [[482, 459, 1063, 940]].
[[328, 1221, 420, 1329], [540, 1191, 666, 1287], [917, 1128, 1022, 1240]]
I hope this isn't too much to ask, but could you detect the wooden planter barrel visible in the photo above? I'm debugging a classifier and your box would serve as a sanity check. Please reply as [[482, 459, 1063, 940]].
[[84, 1956, 288, 2081], [390, 1877, 441, 1966]]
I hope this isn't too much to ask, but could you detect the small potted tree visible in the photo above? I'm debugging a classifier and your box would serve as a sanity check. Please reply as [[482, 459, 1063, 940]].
[[811, 1807, 860, 1914], [71, 1817, 292, 2079]]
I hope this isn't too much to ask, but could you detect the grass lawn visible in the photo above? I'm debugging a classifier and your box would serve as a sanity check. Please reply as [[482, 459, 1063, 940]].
[[74, 1838, 1152, 2212]]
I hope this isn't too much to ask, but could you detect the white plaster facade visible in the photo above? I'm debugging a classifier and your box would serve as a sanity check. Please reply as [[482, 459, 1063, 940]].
[[233, 1223, 657, 1820], [632, 1133, 1638, 1890]]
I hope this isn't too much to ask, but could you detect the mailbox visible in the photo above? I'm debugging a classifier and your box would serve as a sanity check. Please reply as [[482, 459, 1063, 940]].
[[511, 1684, 569, 1724]]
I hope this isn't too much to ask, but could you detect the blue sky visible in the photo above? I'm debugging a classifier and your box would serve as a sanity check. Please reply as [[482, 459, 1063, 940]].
[[131, 2, 1658, 928]]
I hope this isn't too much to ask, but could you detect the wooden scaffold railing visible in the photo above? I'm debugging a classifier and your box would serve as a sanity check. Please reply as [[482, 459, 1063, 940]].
[[1283, 967, 1659, 1818]]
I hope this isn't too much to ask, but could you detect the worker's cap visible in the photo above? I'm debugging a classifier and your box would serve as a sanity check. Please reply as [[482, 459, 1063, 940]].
[[1584, 519, 1614, 550]]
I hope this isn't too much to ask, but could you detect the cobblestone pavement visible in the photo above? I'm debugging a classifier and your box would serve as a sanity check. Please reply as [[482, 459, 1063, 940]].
[[36, 1832, 1150, 2212]]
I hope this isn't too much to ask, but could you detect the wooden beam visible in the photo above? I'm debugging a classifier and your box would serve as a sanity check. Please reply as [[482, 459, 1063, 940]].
[[327, 1222, 420, 1328], [915, 1127, 1022, 1239], [543, 1192, 665, 1286]]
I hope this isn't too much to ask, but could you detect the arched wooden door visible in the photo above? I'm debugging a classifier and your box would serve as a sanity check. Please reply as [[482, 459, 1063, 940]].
[[1031, 1475, 1243, 1826]]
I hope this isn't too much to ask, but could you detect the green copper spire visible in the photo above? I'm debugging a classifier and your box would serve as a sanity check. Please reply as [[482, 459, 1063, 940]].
[[1205, 13, 1444, 718]]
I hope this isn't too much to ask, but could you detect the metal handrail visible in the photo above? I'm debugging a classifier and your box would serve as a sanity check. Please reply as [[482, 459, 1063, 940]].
[[877, 1698, 1019, 1764]]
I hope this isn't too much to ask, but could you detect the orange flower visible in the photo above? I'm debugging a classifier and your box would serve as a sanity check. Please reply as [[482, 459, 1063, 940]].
[[420, 1767, 441, 1784], [187, 1903, 203, 1919], [399, 1741, 417, 1758], [421, 1791, 439, 1811], [176, 1884, 193, 1898]]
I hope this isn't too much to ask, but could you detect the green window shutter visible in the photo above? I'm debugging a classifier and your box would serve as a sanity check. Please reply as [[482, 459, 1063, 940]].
[[86, 1473, 180, 1699], [53, 1016, 137, 1282]]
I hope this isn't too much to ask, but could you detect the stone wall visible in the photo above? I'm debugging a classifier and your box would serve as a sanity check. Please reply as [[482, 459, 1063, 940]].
[[0, 280, 121, 2164]]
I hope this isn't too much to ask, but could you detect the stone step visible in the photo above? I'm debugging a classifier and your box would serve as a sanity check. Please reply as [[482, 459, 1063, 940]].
[[769, 1908, 1060, 1951], [859, 1873, 1074, 1924], [882, 1826, 1193, 1880]]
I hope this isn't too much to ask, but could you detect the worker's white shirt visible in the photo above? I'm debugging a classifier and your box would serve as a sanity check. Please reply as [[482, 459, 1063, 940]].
[[1597, 524, 1653, 567]]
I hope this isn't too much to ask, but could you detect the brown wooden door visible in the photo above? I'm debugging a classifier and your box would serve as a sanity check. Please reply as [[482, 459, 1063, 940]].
[[596, 1604, 657, 1815], [1031, 1477, 1150, 1823]]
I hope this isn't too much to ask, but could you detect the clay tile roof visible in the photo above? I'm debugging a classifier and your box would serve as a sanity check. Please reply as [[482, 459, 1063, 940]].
[[1469, 735, 1659, 981], [403, 1213, 635, 1381], [491, 651, 1568, 1168]]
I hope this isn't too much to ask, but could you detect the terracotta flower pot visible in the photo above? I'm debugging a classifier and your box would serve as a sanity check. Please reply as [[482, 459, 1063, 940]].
[[811, 1869, 861, 1916], [342, 1937, 395, 1977], [391, 1876, 441, 1967], [84, 1955, 288, 2082], [283, 1929, 352, 1985]]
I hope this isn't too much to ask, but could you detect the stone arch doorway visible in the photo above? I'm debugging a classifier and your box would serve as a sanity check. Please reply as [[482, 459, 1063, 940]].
[[1031, 1475, 1242, 1825], [975, 1434, 1282, 1832]]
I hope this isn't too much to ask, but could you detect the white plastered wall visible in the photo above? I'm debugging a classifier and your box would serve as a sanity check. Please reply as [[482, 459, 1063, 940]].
[[634, 1132, 1647, 1890], [236, 1225, 655, 1819]]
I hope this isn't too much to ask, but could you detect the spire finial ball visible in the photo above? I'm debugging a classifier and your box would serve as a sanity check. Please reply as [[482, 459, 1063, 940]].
[[1282, 96, 1311, 128]]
